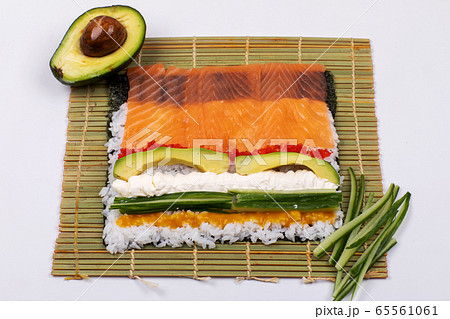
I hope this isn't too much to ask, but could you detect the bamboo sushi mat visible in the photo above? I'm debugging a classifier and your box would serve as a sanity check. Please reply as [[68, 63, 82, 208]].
[[53, 36, 386, 281]]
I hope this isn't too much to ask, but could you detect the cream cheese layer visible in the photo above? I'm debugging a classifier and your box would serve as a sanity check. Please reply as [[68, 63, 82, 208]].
[[112, 169, 338, 197]]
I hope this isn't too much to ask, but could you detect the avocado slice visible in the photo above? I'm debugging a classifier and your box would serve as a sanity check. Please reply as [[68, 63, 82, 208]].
[[50, 5, 146, 86], [235, 152, 340, 185], [114, 147, 230, 181]]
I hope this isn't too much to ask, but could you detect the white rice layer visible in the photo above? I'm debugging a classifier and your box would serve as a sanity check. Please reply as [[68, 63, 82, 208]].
[[101, 103, 342, 254], [104, 209, 343, 253]]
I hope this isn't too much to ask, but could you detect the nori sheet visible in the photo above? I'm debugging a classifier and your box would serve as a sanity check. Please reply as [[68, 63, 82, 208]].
[[325, 70, 337, 118], [106, 74, 129, 139]]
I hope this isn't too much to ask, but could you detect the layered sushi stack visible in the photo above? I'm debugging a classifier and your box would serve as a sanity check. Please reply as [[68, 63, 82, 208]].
[[101, 63, 342, 253]]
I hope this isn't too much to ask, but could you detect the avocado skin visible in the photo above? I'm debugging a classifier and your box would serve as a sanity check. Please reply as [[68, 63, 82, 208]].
[[49, 5, 146, 86], [49, 46, 142, 86], [49, 50, 140, 87]]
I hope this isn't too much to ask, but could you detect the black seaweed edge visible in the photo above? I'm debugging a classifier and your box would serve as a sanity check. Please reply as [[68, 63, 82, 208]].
[[324, 70, 340, 180], [325, 70, 337, 118], [107, 73, 129, 139]]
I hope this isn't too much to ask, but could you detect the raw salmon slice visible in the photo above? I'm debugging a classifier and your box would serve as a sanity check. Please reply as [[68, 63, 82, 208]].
[[256, 98, 335, 149], [126, 63, 328, 105], [260, 63, 327, 102], [121, 63, 336, 154]]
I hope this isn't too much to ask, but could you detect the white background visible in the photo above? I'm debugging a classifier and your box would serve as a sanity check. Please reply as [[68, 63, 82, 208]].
[[0, 0, 449, 301]]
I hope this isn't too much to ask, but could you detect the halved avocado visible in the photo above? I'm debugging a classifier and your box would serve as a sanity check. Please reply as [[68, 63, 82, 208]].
[[50, 5, 146, 86], [114, 147, 230, 181], [235, 152, 340, 185]]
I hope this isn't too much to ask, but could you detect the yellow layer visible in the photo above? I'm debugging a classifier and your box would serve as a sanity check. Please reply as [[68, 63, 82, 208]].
[[116, 210, 337, 229]]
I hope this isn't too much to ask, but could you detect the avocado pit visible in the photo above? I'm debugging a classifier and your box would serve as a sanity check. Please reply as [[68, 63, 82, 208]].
[[80, 15, 127, 57]]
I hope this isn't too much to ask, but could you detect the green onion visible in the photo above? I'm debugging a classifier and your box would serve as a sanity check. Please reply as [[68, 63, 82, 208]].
[[333, 238, 398, 301], [322, 167, 410, 301], [353, 174, 366, 219], [333, 247, 378, 301], [329, 168, 359, 265], [346, 191, 406, 250], [332, 237, 398, 300], [350, 238, 383, 300], [111, 191, 234, 214], [235, 192, 342, 203], [232, 202, 340, 212], [332, 171, 364, 293], [333, 277, 356, 301], [313, 183, 394, 259], [334, 192, 374, 274], [349, 232, 401, 301], [233, 191, 342, 211], [374, 237, 397, 264], [334, 175, 367, 270], [334, 187, 402, 271], [112, 190, 343, 214], [348, 193, 410, 277], [229, 188, 336, 194], [333, 194, 410, 300], [365, 192, 375, 209], [333, 269, 343, 296], [376, 194, 410, 254]]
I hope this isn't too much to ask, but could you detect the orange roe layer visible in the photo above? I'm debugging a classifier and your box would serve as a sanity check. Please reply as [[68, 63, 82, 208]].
[[116, 210, 337, 229]]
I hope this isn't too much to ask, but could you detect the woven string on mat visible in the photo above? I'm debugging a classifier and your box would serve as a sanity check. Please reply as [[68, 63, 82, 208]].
[[303, 240, 315, 283], [192, 36, 197, 68], [236, 242, 279, 283], [302, 240, 335, 283], [65, 86, 91, 280], [192, 245, 211, 281], [298, 36, 302, 64], [138, 50, 142, 66], [350, 38, 369, 251], [129, 249, 158, 287], [351, 38, 364, 176], [245, 36, 250, 65]]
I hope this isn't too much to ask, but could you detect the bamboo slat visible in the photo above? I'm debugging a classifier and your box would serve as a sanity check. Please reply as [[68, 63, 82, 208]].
[[52, 36, 385, 281]]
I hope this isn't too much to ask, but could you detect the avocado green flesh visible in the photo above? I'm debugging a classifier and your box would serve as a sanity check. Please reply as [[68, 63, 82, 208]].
[[235, 152, 340, 185], [50, 5, 146, 86], [114, 148, 339, 186], [113, 147, 231, 181]]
